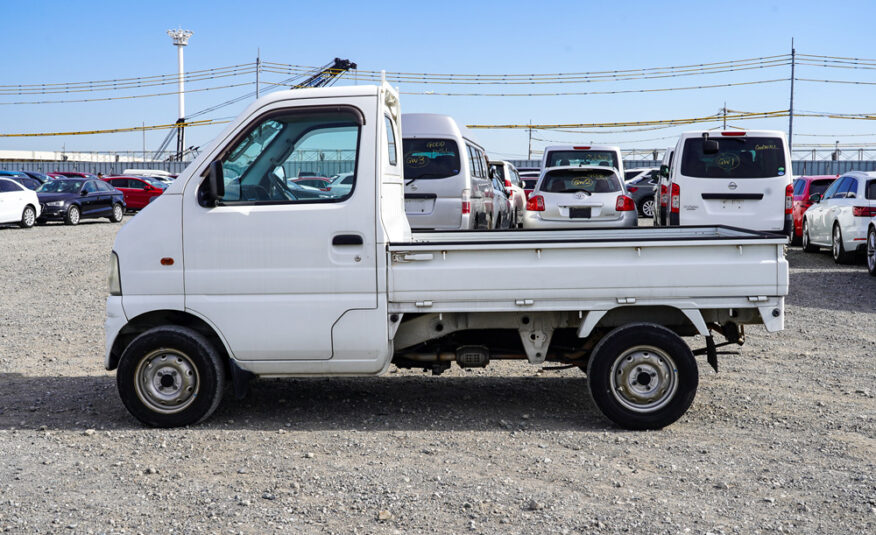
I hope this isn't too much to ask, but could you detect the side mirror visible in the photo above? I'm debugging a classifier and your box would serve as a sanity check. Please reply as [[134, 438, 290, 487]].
[[659, 164, 669, 177], [80, 189, 88, 196], [202, 160, 225, 205], [808, 192, 821, 204]]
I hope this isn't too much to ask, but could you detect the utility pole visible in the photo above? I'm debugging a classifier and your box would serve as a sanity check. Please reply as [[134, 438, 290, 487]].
[[788, 38, 796, 152], [527, 120, 532, 161], [167, 28, 193, 161], [255, 48, 260, 99], [723, 102, 727, 129], [142, 122, 146, 161]]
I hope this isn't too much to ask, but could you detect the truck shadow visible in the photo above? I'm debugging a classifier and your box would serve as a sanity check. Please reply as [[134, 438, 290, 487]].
[[0, 372, 608, 432]]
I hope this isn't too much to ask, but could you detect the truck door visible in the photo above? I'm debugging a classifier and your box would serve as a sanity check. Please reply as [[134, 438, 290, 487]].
[[182, 100, 379, 361]]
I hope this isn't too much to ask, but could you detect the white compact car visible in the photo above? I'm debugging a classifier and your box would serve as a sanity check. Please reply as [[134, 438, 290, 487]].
[[490, 160, 526, 227], [0, 177, 41, 228], [522, 166, 637, 229], [802, 171, 876, 263]]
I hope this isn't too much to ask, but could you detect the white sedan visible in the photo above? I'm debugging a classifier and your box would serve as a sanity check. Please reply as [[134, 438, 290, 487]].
[[802, 171, 876, 263], [522, 166, 638, 229], [0, 177, 41, 228]]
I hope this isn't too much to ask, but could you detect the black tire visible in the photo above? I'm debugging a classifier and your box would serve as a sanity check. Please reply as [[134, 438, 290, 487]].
[[867, 226, 876, 276], [19, 205, 36, 228], [109, 202, 124, 223], [64, 205, 80, 226], [802, 219, 818, 253], [587, 323, 698, 430], [117, 326, 225, 428], [831, 223, 853, 264]]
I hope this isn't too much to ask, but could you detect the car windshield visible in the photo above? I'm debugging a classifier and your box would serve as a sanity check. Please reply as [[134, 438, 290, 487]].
[[680, 136, 787, 179], [546, 150, 619, 170], [38, 180, 83, 193], [402, 138, 461, 179], [539, 169, 620, 193]]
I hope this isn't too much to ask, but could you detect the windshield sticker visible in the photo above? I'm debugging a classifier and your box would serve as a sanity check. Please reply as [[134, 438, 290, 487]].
[[572, 178, 595, 187], [715, 153, 741, 171]]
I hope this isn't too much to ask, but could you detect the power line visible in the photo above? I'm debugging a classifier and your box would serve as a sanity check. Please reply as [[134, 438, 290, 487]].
[[0, 81, 256, 106]]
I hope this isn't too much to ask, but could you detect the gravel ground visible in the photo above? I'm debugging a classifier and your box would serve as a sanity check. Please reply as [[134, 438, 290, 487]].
[[0, 217, 874, 534]]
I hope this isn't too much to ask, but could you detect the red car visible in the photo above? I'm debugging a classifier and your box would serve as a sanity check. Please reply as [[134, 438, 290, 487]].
[[102, 175, 166, 210], [791, 175, 837, 244]]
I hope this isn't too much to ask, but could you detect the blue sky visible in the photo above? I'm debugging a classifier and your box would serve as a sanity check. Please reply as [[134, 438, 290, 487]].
[[3, 0, 876, 160]]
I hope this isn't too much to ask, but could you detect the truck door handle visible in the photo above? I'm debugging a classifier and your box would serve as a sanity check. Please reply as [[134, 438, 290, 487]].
[[332, 234, 363, 246]]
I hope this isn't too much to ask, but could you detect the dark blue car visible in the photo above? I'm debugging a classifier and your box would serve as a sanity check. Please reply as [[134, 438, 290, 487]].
[[36, 178, 126, 225]]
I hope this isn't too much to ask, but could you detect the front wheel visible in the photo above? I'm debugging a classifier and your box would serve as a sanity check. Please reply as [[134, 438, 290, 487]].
[[867, 226, 876, 276], [587, 323, 698, 430], [20, 205, 36, 228], [117, 326, 225, 427], [109, 203, 124, 223], [639, 199, 655, 218], [802, 220, 818, 252], [64, 205, 80, 226]]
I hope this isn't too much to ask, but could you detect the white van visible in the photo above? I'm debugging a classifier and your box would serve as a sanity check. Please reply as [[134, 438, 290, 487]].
[[665, 130, 792, 235], [541, 145, 624, 177], [402, 114, 493, 230]]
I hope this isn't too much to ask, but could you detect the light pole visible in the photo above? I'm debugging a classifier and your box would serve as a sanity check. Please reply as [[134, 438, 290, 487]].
[[167, 28, 193, 160]]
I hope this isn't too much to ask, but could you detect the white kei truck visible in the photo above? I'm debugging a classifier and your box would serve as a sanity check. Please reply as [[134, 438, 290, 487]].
[[105, 82, 789, 430]]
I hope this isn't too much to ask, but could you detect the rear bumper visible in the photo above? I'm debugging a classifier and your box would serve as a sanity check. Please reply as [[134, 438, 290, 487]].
[[522, 211, 638, 229]]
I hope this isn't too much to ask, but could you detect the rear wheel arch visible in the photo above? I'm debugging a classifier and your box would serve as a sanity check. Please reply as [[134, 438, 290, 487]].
[[108, 310, 231, 373], [582, 305, 703, 340]]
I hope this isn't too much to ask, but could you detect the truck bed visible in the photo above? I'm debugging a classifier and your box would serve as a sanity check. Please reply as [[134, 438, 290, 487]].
[[388, 225, 788, 314]]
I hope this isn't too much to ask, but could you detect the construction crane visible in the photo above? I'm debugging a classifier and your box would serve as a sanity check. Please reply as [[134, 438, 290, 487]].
[[292, 58, 357, 89], [153, 57, 357, 161]]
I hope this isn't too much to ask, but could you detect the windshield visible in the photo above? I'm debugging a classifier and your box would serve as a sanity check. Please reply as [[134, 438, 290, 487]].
[[402, 138, 461, 179], [539, 169, 620, 194], [680, 137, 787, 179], [546, 150, 619, 170], [38, 180, 83, 193], [491, 164, 505, 180]]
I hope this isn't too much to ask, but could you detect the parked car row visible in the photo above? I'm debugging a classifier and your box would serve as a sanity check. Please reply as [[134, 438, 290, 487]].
[[0, 168, 180, 229]]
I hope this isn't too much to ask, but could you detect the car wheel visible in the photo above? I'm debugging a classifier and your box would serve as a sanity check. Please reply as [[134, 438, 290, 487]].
[[117, 326, 225, 428], [587, 323, 698, 430], [109, 203, 124, 223], [640, 199, 655, 218], [802, 220, 818, 253], [832, 224, 853, 264], [19, 205, 36, 228], [867, 226, 876, 276], [64, 205, 80, 226]]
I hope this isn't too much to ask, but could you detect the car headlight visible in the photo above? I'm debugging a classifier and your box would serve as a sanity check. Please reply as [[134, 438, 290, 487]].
[[108, 252, 122, 296], [46, 201, 65, 207]]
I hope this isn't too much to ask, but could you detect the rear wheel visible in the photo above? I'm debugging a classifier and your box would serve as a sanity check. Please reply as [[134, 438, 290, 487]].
[[64, 205, 80, 226], [832, 224, 853, 264], [587, 323, 698, 430], [109, 203, 124, 223], [19, 206, 36, 228], [117, 326, 225, 427], [802, 220, 818, 252], [639, 199, 655, 218], [867, 226, 876, 276]]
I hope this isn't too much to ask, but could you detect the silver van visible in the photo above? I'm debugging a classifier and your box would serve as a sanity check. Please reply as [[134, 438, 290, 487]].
[[402, 113, 493, 230]]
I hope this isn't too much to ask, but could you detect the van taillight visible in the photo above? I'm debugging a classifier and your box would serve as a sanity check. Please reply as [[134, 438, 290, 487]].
[[660, 184, 668, 207], [615, 195, 635, 211], [627, 186, 639, 193], [670, 183, 680, 213], [785, 184, 793, 214], [853, 206, 876, 217], [462, 189, 471, 214], [526, 195, 545, 211]]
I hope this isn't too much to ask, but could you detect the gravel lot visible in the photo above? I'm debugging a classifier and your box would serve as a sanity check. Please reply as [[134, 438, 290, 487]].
[[0, 217, 874, 534]]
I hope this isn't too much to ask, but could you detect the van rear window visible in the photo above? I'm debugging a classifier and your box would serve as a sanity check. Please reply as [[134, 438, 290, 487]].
[[402, 138, 461, 179], [546, 150, 619, 170], [539, 169, 620, 193], [680, 137, 787, 179]]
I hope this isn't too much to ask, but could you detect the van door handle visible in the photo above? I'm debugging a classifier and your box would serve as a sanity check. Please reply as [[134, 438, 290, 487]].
[[332, 234, 363, 246]]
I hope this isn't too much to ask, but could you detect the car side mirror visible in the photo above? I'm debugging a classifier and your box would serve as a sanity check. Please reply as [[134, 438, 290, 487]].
[[659, 164, 669, 177], [202, 160, 225, 206], [80, 190, 88, 196], [808, 192, 821, 204]]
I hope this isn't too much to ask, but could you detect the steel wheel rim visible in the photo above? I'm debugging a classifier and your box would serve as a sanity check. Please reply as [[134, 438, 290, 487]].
[[69, 207, 79, 224], [833, 226, 841, 259], [134, 349, 200, 414], [609, 345, 678, 413], [113, 205, 123, 220], [23, 207, 35, 226], [868, 230, 876, 271], [641, 200, 655, 217]]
